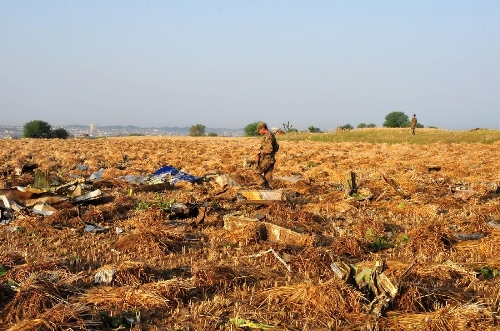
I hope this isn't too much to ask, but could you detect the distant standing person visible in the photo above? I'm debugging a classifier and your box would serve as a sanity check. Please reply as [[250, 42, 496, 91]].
[[256, 122, 279, 189], [410, 114, 418, 135]]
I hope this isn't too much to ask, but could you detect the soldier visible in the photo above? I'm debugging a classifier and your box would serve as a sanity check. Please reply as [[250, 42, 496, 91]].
[[256, 122, 279, 189], [410, 114, 417, 135]]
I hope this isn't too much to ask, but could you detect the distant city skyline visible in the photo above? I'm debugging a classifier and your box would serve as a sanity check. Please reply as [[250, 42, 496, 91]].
[[1, 1, 499, 131], [0, 124, 245, 139]]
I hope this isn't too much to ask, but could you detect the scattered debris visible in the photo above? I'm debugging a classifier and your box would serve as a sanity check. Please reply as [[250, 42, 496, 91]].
[[170, 203, 190, 216], [1, 138, 499, 329], [274, 175, 303, 184], [117, 175, 148, 185], [13, 163, 38, 176], [427, 165, 442, 172], [75, 164, 89, 171], [249, 247, 291, 272], [71, 189, 103, 203], [330, 260, 356, 282], [84, 222, 109, 233], [382, 173, 410, 199], [34, 169, 50, 189], [451, 187, 476, 200], [32, 202, 57, 216], [0, 212, 13, 224], [346, 171, 359, 196], [454, 233, 485, 241], [94, 266, 117, 285], [149, 165, 200, 185], [229, 317, 275, 330], [487, 220, 500, 230], [89, 168, 105, 181], [235, 189, 304, 205], [345, 172, 373, 200], [116, 166, 201, 187], [0, 195, 14, 224], [213, 174, 238, 190], [331, 259, 398, 317], [223, 214, 315, 246], [132, 182, 173, 193]]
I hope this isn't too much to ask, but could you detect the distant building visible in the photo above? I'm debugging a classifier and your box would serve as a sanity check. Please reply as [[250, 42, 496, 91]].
[[90, 124, 96, 136]]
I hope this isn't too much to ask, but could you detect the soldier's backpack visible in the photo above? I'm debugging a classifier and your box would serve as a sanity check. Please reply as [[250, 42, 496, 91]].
[[272, 135, 280, 152]]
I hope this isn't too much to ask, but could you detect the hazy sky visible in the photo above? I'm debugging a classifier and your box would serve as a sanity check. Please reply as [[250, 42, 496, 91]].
[[1, 1, 499, 131]]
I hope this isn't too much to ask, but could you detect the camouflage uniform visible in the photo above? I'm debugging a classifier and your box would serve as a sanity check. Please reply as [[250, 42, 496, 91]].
[[258, 129, 279, 189], [410, 115, 417, 135]]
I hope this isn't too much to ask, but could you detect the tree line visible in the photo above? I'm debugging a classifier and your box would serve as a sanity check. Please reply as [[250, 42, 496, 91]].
[[22, 112, 424, 139], [240, 111, 424, 137]]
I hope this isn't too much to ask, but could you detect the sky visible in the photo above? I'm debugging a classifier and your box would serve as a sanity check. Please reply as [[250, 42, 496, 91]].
[[1, 1, 499, 131]]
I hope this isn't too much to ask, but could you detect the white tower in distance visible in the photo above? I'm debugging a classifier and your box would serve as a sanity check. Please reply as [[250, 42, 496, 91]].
[[90, 124, 96, 136]]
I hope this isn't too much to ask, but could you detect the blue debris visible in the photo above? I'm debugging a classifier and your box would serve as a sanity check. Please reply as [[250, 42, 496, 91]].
[[149, 165, 200, 185], [152, 165, 179, 176]]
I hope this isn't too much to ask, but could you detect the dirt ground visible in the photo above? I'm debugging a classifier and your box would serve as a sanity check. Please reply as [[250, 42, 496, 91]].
[[0, 136, 499, 330]]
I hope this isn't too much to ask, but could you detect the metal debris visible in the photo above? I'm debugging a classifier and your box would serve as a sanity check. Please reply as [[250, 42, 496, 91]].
[[382, 173, 410, 199], [236, 190, 287, 205], [32, 202, 57, 216], [223, 214, 315, 246], [455, 233, 485, 241], [331, 259, 398, 317], [84, 222, 109, 233], [71, 189, 103, 203], [89, 168, 105, 181], [94, 267, 117, 284], [249, 247, 291, 272]]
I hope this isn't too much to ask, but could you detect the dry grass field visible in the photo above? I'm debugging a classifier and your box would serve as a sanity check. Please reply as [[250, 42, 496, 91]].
[[0, 132, 499, 330]]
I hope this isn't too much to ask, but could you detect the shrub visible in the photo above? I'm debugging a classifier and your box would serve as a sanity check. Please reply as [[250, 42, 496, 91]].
[[23, 120, 52, 138], [189, 124, 206, 137], [244, 122, 261, 137]]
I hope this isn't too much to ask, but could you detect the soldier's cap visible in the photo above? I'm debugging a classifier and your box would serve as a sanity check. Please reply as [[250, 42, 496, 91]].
[[256, 122, 267, 132]]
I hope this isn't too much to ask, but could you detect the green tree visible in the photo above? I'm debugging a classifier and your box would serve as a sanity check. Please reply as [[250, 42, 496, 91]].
[[189, 124, 206, 136], [357, 123, 367, 128], [51, 128, 70, 139], [367, 123, 377, 128], [338, 124, 354, 130], [244, 121, 261, 137], [23, 120, 52, 138], [383, 112, 409, 128], [206, 132, 218, 137], [308, 125, 322, 133]]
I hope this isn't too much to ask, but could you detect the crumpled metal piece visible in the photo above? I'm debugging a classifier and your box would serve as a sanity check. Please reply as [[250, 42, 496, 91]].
[[94, 267, 116, 284], [332, 259, 398, 317], [84, 222, 109, 233]]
